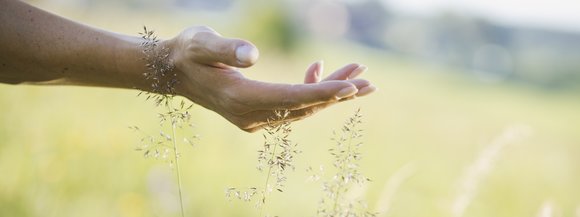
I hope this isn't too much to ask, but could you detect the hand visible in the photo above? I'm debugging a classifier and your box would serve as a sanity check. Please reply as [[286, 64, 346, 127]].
[[163, 26, 376, 132]]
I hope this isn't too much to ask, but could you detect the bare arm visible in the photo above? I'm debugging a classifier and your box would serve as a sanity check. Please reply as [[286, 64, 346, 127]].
[[0, 0, 376, 132], [0, 0, 148, 89]]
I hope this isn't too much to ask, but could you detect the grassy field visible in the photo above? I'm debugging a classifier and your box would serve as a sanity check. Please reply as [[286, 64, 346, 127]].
[[1, 2, 580, 217]]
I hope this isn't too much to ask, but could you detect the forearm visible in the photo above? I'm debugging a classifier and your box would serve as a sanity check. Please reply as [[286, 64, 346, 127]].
[[0, 0, 149, 90]]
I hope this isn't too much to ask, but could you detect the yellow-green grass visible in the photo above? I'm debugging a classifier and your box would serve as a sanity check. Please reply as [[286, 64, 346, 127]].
[[1, 2, 580, 217], [2, 45, 579, 216]]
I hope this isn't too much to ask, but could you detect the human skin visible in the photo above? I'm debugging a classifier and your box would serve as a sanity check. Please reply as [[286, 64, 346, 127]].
[[0, 0, 376, 132]]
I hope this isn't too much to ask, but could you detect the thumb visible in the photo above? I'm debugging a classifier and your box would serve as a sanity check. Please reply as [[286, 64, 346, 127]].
[[190, 31, 259, 68]]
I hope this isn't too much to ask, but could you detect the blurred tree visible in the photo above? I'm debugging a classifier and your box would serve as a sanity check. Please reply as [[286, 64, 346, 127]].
[[238, 1, 301, 54], [346, 0, 390, 49]]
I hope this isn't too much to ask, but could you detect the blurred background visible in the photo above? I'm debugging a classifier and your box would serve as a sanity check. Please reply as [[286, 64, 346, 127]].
[[1, 0, 579, 216]]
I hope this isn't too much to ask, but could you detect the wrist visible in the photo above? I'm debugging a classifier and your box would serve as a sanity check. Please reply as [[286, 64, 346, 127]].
[[159, 36, 194, 99], [141, 33, 177, 96], [115, 30, 179, 95]]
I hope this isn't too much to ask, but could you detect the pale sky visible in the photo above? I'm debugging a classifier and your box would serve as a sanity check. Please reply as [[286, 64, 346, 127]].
[[383, 0, 580, 32]]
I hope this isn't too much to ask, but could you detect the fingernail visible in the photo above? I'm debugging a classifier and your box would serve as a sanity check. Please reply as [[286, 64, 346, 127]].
[[236, 44, 259, 64], [356, 85, 377, 97], [315, 60, 324, 81], [348, 65, 367, 79], [336, 86, 358, 99]]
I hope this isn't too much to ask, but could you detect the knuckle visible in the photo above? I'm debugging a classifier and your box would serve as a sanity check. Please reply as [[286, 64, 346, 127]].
[[193, 25, 216, 33], [185, 26, 216, 35], [182, 26, 218, 48]]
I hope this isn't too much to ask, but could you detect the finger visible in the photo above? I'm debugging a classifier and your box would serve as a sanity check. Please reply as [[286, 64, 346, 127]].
[[240, 81, 374, 132], [190, 31, 259, 68], [272, 82, 373, 123], [356, 84, 377, 97], [238, 80, 359, 111], [322, 64, 367, 81], [338, 80, 375, 100], [304, 61, 324, 84], [345, 78, 372, 91], [236, 105, 329, 131], [241, 101, 337, 132], [279, 84, 374, 120]]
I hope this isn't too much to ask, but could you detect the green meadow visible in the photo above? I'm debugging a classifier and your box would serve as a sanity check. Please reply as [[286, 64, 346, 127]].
[[1, 2, 579, 217]]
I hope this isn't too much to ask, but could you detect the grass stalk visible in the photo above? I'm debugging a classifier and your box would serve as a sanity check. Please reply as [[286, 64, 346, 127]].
[[332, 126, 354, 214], [171, 124, 185, 217], [259, 140, 279, 216], [170, 103, 186, 217]]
